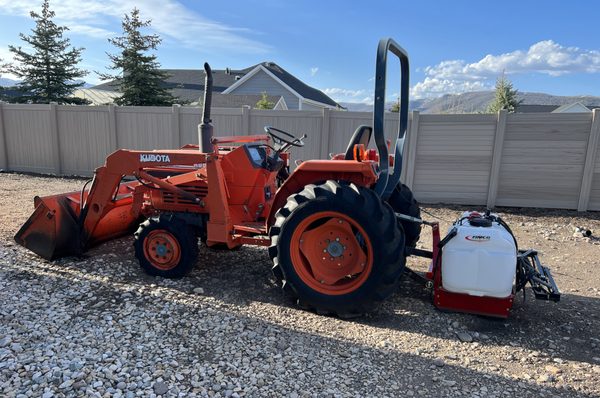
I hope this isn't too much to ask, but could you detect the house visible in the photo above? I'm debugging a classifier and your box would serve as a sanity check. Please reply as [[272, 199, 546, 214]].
[[74, 88, 287, 109], [516, 102, 600, 113], [91, 62, 342, 110]]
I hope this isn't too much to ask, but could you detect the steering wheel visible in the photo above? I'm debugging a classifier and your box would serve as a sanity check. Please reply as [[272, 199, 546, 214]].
[[264, 126, 306, 148]]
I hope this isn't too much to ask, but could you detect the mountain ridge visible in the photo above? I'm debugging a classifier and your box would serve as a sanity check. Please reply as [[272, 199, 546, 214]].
[[340, 91, 600, 113]]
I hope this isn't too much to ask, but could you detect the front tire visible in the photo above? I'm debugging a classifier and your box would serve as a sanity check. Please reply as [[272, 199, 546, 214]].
[[134, 214, 199, 278], [269, 181, 406, 317]]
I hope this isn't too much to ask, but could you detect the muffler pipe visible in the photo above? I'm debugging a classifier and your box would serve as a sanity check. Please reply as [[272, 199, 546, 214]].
[[199, 62, 214, 153]]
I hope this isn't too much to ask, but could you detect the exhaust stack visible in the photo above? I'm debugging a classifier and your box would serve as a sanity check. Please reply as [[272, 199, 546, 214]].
[[199, 62, 214, 153]]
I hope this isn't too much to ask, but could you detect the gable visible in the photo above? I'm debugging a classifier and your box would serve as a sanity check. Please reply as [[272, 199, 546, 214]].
[[552, 102, 592, 113], [227, 69, 301, 110]]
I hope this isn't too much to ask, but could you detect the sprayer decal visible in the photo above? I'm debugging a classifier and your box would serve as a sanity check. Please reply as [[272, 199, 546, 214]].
[[465, 235, 491, 242], [140, 154, 171, 163]]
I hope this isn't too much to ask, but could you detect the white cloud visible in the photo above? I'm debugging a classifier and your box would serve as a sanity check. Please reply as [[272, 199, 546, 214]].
[[411, 40, 600, 99], [322, 88, 372, 103], [0, 0, 270, 52], [411, 78, 490, 100], [310, 67, 319, 76]]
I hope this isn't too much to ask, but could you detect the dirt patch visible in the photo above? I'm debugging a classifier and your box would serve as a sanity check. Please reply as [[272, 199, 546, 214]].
[[1, 172, 599, 397]]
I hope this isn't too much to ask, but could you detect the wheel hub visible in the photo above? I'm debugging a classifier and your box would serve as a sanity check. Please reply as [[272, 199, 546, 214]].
[[143, 230, 181, 270], [156, 244, 168, 256], [326, 241, 344, 257], [298, 217, 368, 286]]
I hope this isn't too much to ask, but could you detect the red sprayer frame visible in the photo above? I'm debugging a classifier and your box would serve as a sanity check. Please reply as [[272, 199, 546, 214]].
[[420, 222, 514, 318]]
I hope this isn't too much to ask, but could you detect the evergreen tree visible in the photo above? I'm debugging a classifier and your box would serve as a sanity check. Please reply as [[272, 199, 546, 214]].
[[101, 8, 176, 106], [255, 92, 274, 109], [6, 0, 87, 104], [389, 98, 400, 112], [487, 74, 521, 113]]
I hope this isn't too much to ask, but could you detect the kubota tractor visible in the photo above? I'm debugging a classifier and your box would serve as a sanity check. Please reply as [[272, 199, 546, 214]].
[[15, 39, 559, 318]]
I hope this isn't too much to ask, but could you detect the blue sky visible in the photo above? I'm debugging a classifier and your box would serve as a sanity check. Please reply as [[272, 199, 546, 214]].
[[1, 0, 600, 103]]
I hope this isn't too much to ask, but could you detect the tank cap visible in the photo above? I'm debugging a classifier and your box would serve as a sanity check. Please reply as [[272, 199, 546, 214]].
[[469, 217, 493, 227]]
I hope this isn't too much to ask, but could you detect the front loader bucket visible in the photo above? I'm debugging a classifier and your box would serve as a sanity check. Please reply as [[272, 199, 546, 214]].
[[15, 194, 83, 260], [15, 182, 139, 260]]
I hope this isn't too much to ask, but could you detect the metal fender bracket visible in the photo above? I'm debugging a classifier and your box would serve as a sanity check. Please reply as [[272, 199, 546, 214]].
[[517, 249, 561, 302]]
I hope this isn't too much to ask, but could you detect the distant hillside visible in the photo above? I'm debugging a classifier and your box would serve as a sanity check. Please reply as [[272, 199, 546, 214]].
[[0, 78, 20, 87], [0, 78, 93, 88], [341, 91, 600, 114]]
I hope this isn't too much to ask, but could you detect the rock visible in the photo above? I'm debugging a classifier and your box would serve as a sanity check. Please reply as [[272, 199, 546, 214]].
[[537, 374, 554, 383], [0, 336, 11, 348], [153, 381, 169, 395], [276, 341, 288, 350], [433, 358, 445, 367], [10, 342, 23, 353], [545, 365, 562, 374], [117, 381, 127, 390], [193, 287, 205, 294], [456, 331, 473, 343]]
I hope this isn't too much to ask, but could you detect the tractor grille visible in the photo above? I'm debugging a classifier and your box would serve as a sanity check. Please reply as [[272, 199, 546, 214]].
[[162, 185, 208, 205]]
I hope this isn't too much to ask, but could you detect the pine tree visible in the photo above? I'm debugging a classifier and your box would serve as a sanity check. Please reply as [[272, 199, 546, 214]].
[[255, 92, 274, 109], [101, 8, 176, 106], [487, 74, 521, 113], [6, 0, 87, 104], [389, 98, 400, 112]]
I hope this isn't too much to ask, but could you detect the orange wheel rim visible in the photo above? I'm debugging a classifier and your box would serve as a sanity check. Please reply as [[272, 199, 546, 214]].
[[289, 211, 373, 295], [143, 229, 181, 270]]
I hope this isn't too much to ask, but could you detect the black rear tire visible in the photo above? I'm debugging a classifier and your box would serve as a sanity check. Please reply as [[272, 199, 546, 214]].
[[387, 183, 421, 247], [269, 181, 406, 317], [134, 214, 199, 278]]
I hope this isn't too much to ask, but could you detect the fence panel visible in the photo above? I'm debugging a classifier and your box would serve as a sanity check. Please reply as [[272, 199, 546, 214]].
[[57, 106, 112, 175], [412, 114, 497, 205], [115, 107, 173, 150], [588, 139, 600, 210], [496, 113, 591, 209], [2, 104, 56, 174]]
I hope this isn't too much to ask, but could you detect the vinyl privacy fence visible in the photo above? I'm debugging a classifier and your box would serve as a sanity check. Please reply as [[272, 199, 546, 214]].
[[0, 103, 599, 211]]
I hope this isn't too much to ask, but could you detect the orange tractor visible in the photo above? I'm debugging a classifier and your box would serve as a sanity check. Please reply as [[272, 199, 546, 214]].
[[15, 38, 417, 316], [14, 38, 560, 317]]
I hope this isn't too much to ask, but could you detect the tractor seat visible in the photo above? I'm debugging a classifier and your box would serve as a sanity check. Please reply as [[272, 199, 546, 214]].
[[344, 125, 372, 160]]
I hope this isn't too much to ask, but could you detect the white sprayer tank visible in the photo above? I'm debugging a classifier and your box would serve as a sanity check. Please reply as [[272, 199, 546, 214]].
[[441, 212, 517, 298]]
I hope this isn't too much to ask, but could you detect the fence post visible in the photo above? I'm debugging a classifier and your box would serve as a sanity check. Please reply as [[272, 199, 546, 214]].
[[486, 109, 508, 209], [108, 104, 118, 151], [320, 108, 331, 159], [242, 106, 251, 135], [403, 111, 420, 189], [49, 102, 62, 175], [577, 109, 600, 211], [172, 104, 181, 148], [0, 103, 8, 171]]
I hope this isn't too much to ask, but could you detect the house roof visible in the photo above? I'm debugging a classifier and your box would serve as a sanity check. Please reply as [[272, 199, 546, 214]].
[[552, 102, 592, 113], [73, 88, 122, 105], [515, 105, 560, 113], [256, 62, 339, 108], [190, 93, 285, 109], [516, 103, 600, 113], [91, 62, 340, 107]]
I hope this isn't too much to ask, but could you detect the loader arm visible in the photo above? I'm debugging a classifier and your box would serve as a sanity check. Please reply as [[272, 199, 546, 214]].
[[15, 149, 209, 259], [82, 149, 212, 245]]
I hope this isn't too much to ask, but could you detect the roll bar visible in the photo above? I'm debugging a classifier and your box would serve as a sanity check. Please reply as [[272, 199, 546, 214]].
[[372, 38, 410, 199]]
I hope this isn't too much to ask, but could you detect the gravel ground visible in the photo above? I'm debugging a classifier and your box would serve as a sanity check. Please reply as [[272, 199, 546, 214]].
[[1, 172, 599, 398]]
